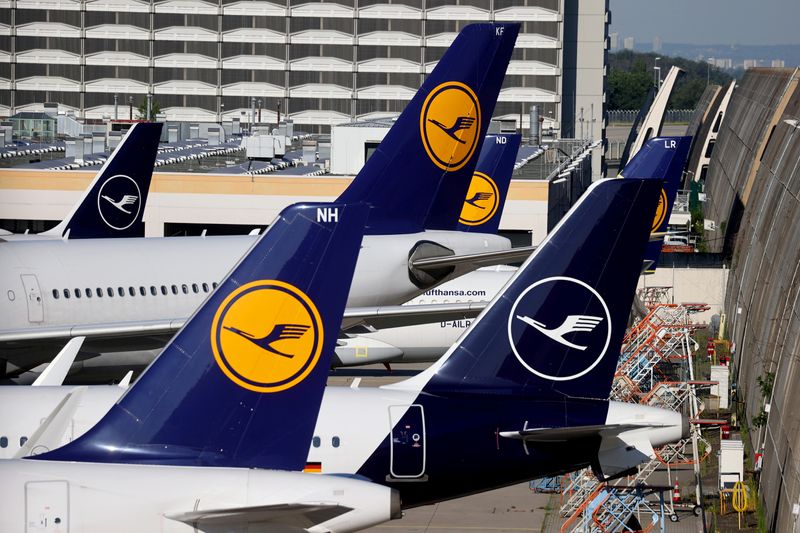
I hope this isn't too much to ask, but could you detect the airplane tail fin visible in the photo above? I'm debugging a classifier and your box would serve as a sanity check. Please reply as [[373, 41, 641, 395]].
[[38, 202, 368, 470], [42, 122, 162, 239], [337, 23, 519, 234], [456, 133, 521, 233], [400, 138, 689, 400], [622, 137, 692, 273]]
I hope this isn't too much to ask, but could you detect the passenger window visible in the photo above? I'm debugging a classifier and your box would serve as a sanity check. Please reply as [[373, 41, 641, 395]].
[[202, 283, 209, 293], [85, 288, 92, 299], [52, 289, 59, 299], [161, 285, 167, 295], [63, 289, 70, 299], [118, 287, 124, 297], [19, 436, 27, 446], [171, 285, 178, 295], [107, 287, 113, 297], [139, 286, 146, 296], [191, 283, 198, 293], [0, 436, 6, 448], [75, 288, 81, 298], [129, 287, 135, 297], [181, 284, 188, 294], [96, 288, 103, 297], [312, 436, 321, 448], [212, 282, 218, 289], [332, 436, 340, 448], [150, 286, 157, 296]]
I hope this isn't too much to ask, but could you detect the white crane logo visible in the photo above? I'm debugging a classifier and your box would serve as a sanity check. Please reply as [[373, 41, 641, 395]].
[[515, 314, 604, 351], [97, 174, 142, 230], [101, 194, 138, 214], [507, 276, 612, 382]]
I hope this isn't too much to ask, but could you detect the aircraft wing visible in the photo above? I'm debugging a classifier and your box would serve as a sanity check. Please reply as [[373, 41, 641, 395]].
[[342, 301, 488, 333], [165, 502, 352, 531], [410, 246, 536, 272], [0, 303, 488, 369]]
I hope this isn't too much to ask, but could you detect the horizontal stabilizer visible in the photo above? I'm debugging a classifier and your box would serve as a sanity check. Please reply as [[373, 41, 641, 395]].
[[0, 302, 489, 350], [15, 386, 87, 458], [166, 502, 351, 530], [410, 246, 536, 272], [342, 301, 487, 333], [499, 423, 661, 442]]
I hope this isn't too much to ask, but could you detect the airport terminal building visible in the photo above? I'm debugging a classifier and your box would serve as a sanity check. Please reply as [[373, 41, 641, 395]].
[[0, 0, 607, 139]]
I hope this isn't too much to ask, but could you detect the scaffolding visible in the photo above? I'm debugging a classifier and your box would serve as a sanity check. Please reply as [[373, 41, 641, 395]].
[[550, 297, 711, 532]]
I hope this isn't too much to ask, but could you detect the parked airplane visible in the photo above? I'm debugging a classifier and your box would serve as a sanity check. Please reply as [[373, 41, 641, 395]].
[[0, 140, 687, 513], [0, 122, 161, 241], [0, 23, 522, 374], [336, 137, 693, 366], [456, 133, 520, 233], [0, 200, 400, 532]]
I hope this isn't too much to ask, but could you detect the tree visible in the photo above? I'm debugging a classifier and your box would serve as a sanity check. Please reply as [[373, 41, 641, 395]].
[[137, 98, 162, 120], [607, 69, 653, 110]]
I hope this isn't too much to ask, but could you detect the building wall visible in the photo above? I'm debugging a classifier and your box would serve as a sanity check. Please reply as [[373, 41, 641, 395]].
[[0, 0, 606, 142], [0, 168, 549, 240], [704, 67, 800, 532]]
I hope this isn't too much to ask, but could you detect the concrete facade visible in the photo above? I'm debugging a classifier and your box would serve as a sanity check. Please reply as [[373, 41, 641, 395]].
[[702, 67, 800, 532], [0, 0, 607, 141]]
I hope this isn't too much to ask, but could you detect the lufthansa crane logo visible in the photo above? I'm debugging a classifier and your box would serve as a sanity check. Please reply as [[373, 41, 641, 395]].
[[420, 82, 481, 172], [507, 276, 612, 381], [97, 174, 141, 231], [210, 280, 323, 393], [459, 171, 500, 226], [651, 188, 668, 233]]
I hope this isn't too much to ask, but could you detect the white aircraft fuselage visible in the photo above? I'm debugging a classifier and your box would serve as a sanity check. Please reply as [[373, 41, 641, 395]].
[[0, 459, 398, 533], [1, 230, 508, 367]]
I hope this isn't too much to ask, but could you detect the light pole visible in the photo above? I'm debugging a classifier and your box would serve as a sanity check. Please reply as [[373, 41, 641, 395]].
[[654, 56, 662, 89], [257, 98, 262, 123]]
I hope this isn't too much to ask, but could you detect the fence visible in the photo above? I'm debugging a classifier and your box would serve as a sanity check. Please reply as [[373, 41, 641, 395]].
[[607, 109, 695, 124]]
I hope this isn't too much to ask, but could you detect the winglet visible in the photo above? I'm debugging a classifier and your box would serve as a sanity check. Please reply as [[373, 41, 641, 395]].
[[397, 138, 690, 401], [32, 336, 84, 386], [337, 23, 520, 234], [42, 122, 162, 239], [37, 202, 368, 470], [456, 133, 521, 233]]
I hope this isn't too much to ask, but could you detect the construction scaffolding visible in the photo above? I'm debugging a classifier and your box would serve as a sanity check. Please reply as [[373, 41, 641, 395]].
[[536, 290, 713, 532]]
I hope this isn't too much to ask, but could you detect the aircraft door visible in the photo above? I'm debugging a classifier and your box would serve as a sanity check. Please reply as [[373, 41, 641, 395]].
[[389, 404, 427, 479], [25, 480, 69, 532], [20, 274, 44, 323]]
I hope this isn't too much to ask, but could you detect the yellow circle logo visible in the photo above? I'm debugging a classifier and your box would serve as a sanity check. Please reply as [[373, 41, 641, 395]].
[[651, 188, 668, 233], [210, 280, 323, 393], [420, 81, 481, 172], [459, 172, 500, 226]]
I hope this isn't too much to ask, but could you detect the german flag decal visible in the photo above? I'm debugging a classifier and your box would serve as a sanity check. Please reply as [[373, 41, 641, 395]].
[[304, 462, 322, 473]]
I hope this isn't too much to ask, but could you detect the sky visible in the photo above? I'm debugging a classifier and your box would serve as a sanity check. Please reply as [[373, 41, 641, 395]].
[[610, 0, 800, 46]]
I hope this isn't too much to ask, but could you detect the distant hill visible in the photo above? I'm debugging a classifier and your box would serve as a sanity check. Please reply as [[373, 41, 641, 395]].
[[608, 50, 735, 111]]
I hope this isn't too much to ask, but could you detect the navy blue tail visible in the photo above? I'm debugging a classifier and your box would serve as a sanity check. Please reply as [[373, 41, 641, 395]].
[[456, 133, 520, 233], [44, 122, 162, 239], [416, 138, 690, 401], [337, 23, 519, 235], [621, 137, 691, 273], [38, 202, 368, 470]]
